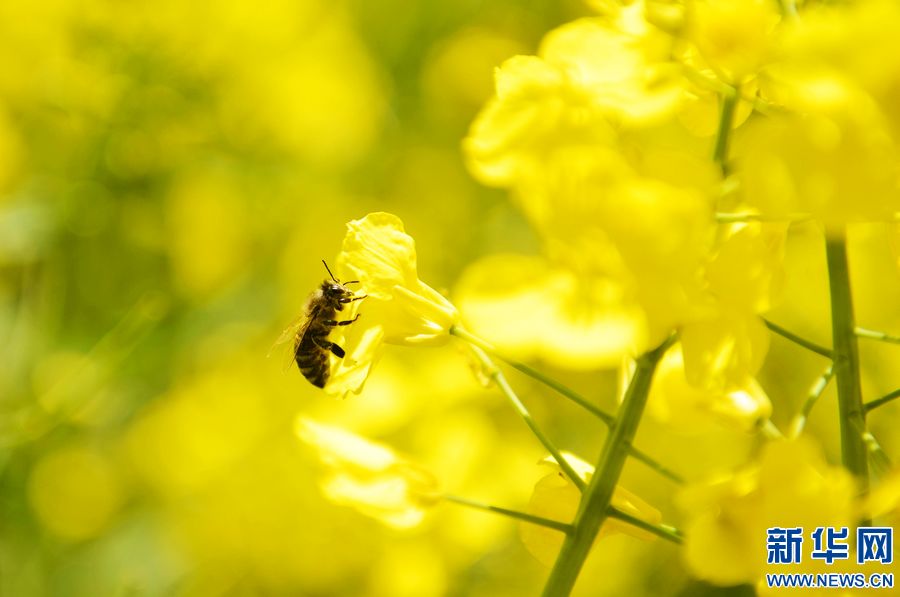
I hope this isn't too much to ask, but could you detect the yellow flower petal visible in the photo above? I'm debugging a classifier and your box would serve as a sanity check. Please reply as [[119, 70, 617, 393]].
[[297, 418, 440, 529], [705, 222, 787, 314], [320, 212, 459, 396], [338, 212, 418, 300], [679, 438, 856, 586], [680, 312, 770, 392], [645, 342, 771, 433], [736, 75, 900, 231], [686, 0, 780, 84], [454, 254, 646, 369], [336, 212, 458, 343]]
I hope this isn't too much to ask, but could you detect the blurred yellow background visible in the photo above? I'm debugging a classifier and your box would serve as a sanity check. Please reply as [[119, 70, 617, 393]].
[[3, 1, 900, 596], [0, 1, 584, 595]]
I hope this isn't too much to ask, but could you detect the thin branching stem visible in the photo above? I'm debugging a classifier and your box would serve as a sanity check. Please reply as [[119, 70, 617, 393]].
[[451, 326, 683, 484], [864, 388, 900, 413], [778, 0, 798, 19], [465, 343, 586, 492], [760, 419, 784, 440], [443, 494, 573, 534], [442, 495, 684, 544], [763, 318, 834, 359], [855, 327, 900, 345], [858, 429, 893, 477], [606, 507, 683, 545], [715, 212, 813, 224], [789, 364, 835, 438]]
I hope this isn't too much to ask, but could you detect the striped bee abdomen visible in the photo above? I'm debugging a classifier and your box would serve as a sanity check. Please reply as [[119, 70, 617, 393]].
[[295, 334, 330, 388]]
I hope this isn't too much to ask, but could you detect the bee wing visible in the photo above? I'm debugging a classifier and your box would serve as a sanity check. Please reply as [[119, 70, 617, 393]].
[[269, 314, 312, 373], [270, 315, 303, 352]]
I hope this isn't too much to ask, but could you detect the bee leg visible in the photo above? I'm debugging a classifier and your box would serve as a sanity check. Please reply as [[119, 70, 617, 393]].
[[339, 294, 367, 304], [311, 335, 346, 359], [324, 314, 360, 327]]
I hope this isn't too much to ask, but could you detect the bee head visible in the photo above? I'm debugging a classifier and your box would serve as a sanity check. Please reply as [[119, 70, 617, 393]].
[[323, 282, 349, 298], [319, 261, 361, 307]]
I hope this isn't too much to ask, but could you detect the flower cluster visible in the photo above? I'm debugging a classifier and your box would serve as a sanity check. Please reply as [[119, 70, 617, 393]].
[[456, 0, 813, 430], [293, 1, 900, 593]]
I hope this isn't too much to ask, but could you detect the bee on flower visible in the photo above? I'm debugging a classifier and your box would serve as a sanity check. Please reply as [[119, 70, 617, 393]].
[[279, 212, 460, 397]]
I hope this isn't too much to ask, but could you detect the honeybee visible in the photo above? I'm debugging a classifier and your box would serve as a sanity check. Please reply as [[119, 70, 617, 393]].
[[275, 261, 366, 388]]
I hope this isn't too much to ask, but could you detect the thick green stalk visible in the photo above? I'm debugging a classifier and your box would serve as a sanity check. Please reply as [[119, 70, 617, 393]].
[[541, 336, 673, 597], [825, 233, 869, 501]]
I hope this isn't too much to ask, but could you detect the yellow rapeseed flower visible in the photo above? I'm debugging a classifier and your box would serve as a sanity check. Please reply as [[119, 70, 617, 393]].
[[644, 342, 771, 433], [297, 418, 440, 529], [736, 75, 900, 231], [464, 14, 684, 189], [461, 138, 719, 358], [324, 212, 459, 396], [776, 0, 900, 142], [454, 254, 645, 369], [679, 438, 856, 586], [686, 0, 779, 85], [674, 222, 784, 404], [733, 1, 900, 231], [638, 224, 782, 433]]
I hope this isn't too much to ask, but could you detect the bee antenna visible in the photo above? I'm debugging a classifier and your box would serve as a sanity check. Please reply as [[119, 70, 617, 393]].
[[322, 260, 339, 282]]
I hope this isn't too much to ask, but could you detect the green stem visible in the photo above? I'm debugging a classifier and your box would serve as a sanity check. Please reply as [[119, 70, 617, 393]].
[[825, 233, 870, 507], [855, 327, 900, 345], [858, 429, 893, 477], [621, 443, 683, 484], [450, 326, 683, 484], [713, 87, 739, 173], [442, 494, 573, 534], [760, 419, 784, 440], [864, 388, 900, 413], [606, 507, 683, 545], [466, 343, 586, 492], [541, 335, 674, 597], [452, 326, 614, 426], [763, 318, 833, 359], [715, 212, 812, 224], [778, 0, 798, 19], [682, 65, 784, 116], [789, 364, 835, 438], [441, 495, 684, 544]]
